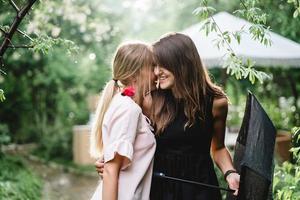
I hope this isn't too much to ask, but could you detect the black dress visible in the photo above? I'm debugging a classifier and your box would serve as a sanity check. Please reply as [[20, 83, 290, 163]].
[[150, 96, 222, 200]]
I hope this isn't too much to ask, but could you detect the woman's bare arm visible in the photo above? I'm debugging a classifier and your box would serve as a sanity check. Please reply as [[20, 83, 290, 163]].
[[102, 153, 124, 200], [211, 97, 240, 195]]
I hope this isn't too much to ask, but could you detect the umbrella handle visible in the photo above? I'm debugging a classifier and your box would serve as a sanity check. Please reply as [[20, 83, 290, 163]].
[[154, 172, 235, 193]]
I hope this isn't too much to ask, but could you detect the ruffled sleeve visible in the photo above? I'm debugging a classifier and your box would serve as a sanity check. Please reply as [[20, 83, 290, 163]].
[[103, 98, 141, 170]]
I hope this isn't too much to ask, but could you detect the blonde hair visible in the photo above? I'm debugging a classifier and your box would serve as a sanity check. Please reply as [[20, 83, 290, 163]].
[[90, 42, 154, 158]]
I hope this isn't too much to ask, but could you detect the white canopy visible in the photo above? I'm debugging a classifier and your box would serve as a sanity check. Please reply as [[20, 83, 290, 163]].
[[182, 12, 300, 68]]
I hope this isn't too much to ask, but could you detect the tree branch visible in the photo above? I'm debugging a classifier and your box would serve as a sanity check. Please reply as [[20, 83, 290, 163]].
[[0, 0, 37, 57], [17, 29, 34, 41], [9, 0, 20, 12], [18, 0, 36, 18], [5, 37, 15, 47], [210, 16, 235, 54], [8, 44, 34, 48], [202, 1, 235, 54], [0, 28, 7, 36], [0, 67, 6, 74]]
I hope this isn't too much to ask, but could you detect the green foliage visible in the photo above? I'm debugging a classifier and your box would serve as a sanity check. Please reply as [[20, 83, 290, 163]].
[[0, 0, 121, 161], [31, 35, 79, 56], [0, 123, 10, 145], [228, 95, 295, 130], [233, 0, 272, 45], [264, 99, 294, 130], [287, 0, 300, 18], [0, 123, 10, 156], [257, 0, 300, 43], [273, 161, 300, 199], [248, 24, 272, 45], [273, 127, 300, 200], [32, 115, 73, 161], [291, 127, 300, 163], [0, 89, 5, 102], [198, 0, 300, 89], [224, 55, 269, 84], [200, 19, 217, 36], [210, 66, 300, 130], [194, 0, 271, 84], [192, 0, 216, 20], [1, 0, 78, 101], [0, 155, 42, 200]]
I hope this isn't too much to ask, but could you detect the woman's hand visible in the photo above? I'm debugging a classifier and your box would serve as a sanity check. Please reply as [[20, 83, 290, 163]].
[[95, 158, 104, 178], [226, 172, 240, 196]]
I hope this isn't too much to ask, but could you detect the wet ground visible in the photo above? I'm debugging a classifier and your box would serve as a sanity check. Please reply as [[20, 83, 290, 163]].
[[26, 158, 99, 200], [4, 144, 99, 200]]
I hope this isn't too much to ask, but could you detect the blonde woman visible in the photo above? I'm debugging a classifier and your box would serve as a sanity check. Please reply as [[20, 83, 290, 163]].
[[90, 42, 156, 200]]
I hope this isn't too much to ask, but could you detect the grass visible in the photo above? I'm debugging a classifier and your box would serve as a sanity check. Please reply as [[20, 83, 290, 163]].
[[0, 154, 42, 200]]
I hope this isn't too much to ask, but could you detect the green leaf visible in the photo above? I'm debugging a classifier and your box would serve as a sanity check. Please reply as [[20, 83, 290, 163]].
[[233, 9, 246, 16], [236, 34, 241, 44], [293, 9, 299, 18], [31, 35, 79, 56], [0, 89, 5, 102], [192, 6, 216, 20], [205, 25, 209, 36], [211, 22, 217, 32], [192, 7, 208, 16]]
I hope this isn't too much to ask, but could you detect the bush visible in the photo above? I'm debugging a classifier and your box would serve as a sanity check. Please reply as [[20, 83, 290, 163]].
[[209, 68, 300, 131], [0, 155, 42, 200], [33, 118, 73, 161], [0, 0, 120, 162], [0, 124, 10, 145], [273, 127, 300, 200], [0, 124, 10, 158]]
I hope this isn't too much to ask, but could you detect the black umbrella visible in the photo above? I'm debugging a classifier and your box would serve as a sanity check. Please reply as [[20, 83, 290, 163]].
[[227, 92, 277, 200]]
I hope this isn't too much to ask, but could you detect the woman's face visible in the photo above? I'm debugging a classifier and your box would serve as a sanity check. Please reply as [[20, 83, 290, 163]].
[[140, 65, 157, 92], [154, 66, 175, 90]]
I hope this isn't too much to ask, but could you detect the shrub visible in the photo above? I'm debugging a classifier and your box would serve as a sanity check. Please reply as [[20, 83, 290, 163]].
[[0, 155, 42, 200], [273, 127, 300, 200]]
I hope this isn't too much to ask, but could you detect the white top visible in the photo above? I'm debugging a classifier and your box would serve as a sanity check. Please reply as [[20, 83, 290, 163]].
[[91, 93, 156, 200]]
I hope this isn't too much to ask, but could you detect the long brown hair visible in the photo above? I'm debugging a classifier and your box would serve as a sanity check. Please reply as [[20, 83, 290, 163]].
[[90, 41, 154, 158], [151, 32, 226, 134]]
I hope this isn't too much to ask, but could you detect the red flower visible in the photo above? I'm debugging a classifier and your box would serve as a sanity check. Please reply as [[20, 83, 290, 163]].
[[121, 86, 135, 97]]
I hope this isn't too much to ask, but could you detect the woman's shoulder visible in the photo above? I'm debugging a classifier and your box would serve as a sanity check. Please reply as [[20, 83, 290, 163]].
[[110, 93, 142, 115], [212, 96, 228, 118], [213, 96, 228, 107]]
